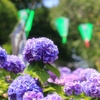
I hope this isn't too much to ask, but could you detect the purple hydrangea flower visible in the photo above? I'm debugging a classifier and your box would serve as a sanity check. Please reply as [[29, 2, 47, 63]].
[[8, 74, 43, 100], [43, 94, 62, 100], [82, 75, 100, 98], [0, 46, 7, 66], [40, 37, 59, 64], [81, 81, 90, 96], [64, 81, 82, 96], [23, 38, 42, 63], [23, 37, 59, 64], [54, 74, 79, 86], [3, 55, 25, 74], [59, 67, 71, 78], [23, 91, 44, 100], [73, 81, 82, 95], [48, 71, 57, 81], [64, 81, 74, 96], [72, 68, 84, 75], [86, 72, 100, 80], [79, 68, 98, 82], [65, 74, 79, 82], [59, 67, 71, 74], [54, 78, 66, 86]]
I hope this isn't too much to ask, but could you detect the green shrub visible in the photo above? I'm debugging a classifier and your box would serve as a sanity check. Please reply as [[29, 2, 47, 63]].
[[2, 42, 12, 54], [0, 0, 18, 45]]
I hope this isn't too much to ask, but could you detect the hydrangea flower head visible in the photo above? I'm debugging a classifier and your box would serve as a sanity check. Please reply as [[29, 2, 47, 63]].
[[64, 81, 74, 96], [23, 38, 42, 63], [59, 67, 71, 74], [59, 67, 71, 79], [0, 46, 7, 66], [54, 74, 79, 86], [72, 68, 84, 75], [23, 37, 59, 64], [39, 37, 59, 64], [64, 81, 82, 96], [3, 55, 25, 74], [23, 91, 44, 100], [79, 68, 98, 81], [43, 93, 62, 100], [8, 74, 43, 100], [82, 75, 100, 98], [73, 81, 82, 95], [86, 72, 100, 80]]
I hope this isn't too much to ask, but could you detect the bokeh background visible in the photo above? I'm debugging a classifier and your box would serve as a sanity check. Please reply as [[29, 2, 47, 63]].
[[1, 0, 100, 71]]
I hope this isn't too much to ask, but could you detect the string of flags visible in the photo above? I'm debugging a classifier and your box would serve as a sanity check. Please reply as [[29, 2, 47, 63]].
[[55, 17, 93, 48]]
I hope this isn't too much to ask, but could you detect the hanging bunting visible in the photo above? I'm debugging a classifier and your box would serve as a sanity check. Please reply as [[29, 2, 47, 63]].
[[55, 17, 69, 44], [78, 23, 93, 48]]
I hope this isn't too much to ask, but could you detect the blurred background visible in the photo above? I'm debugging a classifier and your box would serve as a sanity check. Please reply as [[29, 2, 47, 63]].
[[1, 0, 100, 71]]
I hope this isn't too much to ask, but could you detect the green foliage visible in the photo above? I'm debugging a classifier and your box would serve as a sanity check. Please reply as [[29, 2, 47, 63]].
[[24, 62, 60, 84], [10, 0, 42, 9], [0, 0, 18, 45], [2, 42, 12, 54], [0, 68, 12, 99], [46, 64, 60, 78], [0, 66, 19, 100], [24, 62, 49, 84], [49, 0, 100, 65], [24, 62, 66, 99]]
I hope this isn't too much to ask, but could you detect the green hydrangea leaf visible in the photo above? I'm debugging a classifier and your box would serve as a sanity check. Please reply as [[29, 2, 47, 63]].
[[46, 64, 60, 78]]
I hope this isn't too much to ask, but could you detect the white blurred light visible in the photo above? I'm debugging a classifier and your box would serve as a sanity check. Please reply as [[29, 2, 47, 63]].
[[42, 0, 59, 8]]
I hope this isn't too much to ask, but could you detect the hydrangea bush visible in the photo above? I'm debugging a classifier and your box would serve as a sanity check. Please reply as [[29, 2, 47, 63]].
[[0, 37, 100, 100]]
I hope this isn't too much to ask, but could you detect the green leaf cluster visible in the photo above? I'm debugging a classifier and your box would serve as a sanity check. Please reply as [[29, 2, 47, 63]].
[[0, 0, 18, 45], [23, 61, 66, 98]]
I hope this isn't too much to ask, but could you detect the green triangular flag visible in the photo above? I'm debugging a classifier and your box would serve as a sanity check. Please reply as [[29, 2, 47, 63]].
[[78, 23, 93, 41], [55, 17, 69, 44]]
